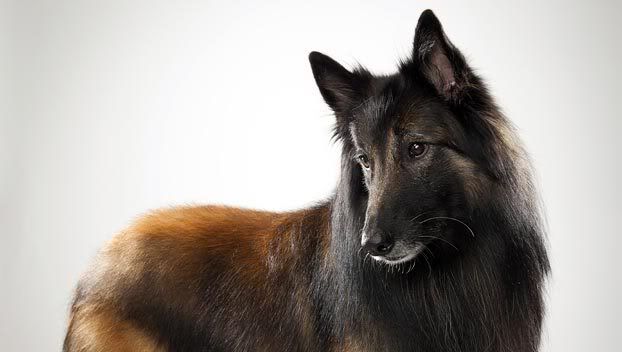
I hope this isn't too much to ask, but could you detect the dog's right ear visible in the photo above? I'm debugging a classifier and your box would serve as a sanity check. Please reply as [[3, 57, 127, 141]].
[[309, 51, 369, 120]]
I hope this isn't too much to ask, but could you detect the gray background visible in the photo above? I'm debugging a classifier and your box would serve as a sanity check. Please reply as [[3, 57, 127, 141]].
[[2, 0, 620, 350]]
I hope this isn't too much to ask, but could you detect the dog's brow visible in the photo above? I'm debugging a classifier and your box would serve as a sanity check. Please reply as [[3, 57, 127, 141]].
[[349, 123, 364, 151], [353, 93, 394, 130], [401, 130, 426, 138], [398, 123, 427, 138]]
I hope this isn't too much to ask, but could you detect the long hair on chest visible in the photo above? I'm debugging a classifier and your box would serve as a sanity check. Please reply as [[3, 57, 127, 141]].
[[306, 9, 549, 352]]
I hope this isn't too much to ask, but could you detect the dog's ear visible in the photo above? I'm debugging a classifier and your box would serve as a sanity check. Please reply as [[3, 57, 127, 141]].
[[309, 51, 369, 119], [412, 10, 471, 101]]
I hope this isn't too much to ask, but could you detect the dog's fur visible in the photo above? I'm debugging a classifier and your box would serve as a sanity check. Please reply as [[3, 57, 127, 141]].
[[64, 10, 549, 352]]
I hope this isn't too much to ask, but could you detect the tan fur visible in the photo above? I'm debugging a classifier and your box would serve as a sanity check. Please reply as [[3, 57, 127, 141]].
[[65, 205, 324, 351], [447, 150, 492, 202], [65, 307, 164, 352], [344, 336, 370, 352]]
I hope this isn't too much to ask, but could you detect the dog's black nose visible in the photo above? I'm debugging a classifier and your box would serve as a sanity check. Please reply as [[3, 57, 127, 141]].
[[361, 232, 394, 256]]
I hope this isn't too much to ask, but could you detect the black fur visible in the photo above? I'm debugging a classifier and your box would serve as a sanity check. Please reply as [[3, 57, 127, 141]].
[[64, 9, 549, 352], [309, 9, 549, 352]]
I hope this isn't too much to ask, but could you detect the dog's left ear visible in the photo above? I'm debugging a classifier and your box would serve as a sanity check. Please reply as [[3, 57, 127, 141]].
[[412, 10, 471, 101]]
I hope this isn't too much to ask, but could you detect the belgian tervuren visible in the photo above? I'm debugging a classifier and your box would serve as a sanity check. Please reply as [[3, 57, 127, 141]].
[[64, 10, 549, 352]]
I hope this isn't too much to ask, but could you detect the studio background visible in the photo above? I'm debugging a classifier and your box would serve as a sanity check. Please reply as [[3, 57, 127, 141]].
[[1, 0, 620, 351]]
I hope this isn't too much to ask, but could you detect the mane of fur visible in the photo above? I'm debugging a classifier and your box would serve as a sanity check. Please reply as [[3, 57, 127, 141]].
[[313, 80, 550, 352]]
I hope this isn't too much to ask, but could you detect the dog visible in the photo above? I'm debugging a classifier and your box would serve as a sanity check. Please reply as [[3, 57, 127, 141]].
[[64, 10, 549, 352]]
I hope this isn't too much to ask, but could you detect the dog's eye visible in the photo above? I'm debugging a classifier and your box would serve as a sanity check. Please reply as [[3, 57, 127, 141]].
[[408, 143, 428, 158], [357, 154, 370, 169]]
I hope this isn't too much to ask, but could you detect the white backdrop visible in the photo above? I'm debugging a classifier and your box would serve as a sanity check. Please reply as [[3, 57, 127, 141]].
[[2, 0, 620, 350]]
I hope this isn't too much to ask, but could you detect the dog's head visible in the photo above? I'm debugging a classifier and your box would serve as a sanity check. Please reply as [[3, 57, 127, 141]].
[[310, 10, 508, 265]]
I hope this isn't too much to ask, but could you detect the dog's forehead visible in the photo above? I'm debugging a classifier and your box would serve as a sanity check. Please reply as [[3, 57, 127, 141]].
[[350, 92, 463, 151], [352, 94, 395, 133], [351, 91, 446, 144]]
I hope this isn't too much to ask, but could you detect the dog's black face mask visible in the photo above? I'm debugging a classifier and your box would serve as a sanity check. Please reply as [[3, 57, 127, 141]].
[[309, 10, 491, 266]]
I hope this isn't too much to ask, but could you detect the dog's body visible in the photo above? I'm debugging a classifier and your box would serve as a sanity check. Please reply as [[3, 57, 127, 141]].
[[65, 10, 549, 352]]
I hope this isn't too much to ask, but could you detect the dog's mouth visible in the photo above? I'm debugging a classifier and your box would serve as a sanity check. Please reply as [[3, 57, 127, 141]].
[[371, 243, 425, 264]]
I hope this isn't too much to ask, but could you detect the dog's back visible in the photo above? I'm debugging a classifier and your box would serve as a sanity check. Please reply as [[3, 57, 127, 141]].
[[64, 205, 330, 351]]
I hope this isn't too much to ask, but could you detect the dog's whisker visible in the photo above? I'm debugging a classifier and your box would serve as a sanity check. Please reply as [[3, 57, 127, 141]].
[[419, 216, 476, 238], [421, 249, 433, 279], [418, 235, 459, 251], [409, 211, 434, 224]]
